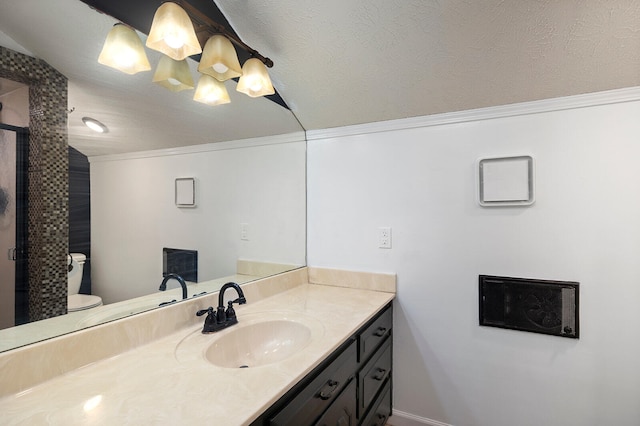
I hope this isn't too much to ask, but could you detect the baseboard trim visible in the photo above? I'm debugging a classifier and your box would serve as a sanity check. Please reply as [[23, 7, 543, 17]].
[[387, 410, 454, 426]]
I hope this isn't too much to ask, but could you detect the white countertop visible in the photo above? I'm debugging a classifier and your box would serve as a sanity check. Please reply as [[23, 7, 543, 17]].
[[0, 282, 394, 425]]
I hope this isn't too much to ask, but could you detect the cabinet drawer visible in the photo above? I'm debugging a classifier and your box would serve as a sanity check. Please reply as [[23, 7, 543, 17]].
[[358, 338, 391, 415], [359, 305, 392, 363], [313, 379, 357, 426], [360, 379, 391, 426], [270, 339, 357, 426]]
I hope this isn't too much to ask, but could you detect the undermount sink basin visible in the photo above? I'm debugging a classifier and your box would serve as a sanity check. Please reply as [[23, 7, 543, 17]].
[[205, 320, 312, 368]]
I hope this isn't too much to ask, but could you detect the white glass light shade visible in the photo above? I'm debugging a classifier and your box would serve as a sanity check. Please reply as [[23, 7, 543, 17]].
[[193, 74, 231, 106], [236, 58, 275, 98], [146, 2, 202, 61], [98, 24, 151, 75], [82, 117, 108, 133], [152, 55, 195, 92], [198, 35, 243, 81]]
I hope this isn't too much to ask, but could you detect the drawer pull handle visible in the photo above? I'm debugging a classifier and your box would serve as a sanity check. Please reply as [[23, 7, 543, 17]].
[[373, 327, 387, 337], [373, 413, 387, 426], [318, 380, 340, 400], [372, 368, 387, 381]]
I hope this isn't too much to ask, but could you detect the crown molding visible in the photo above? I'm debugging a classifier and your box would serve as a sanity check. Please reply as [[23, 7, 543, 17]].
[[306, 86, 640, 141], [88, 86, 640, 160], [89, 131, 306, 163]]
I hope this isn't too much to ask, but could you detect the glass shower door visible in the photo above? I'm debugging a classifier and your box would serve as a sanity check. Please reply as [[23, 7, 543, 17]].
[[0, 127, 17, 329], [0, 124, 28, 328]]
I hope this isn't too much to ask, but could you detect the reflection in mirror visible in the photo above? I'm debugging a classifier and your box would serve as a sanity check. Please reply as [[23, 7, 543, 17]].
[[0, 0, 306, 352]]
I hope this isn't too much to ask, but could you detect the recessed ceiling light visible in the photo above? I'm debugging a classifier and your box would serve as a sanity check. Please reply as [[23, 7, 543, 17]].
[[82, 117, 108, 133]]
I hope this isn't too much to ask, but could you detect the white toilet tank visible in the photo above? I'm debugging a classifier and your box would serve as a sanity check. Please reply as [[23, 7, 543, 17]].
[[67, 253, 86, 295], [67, 253, 102, 312]]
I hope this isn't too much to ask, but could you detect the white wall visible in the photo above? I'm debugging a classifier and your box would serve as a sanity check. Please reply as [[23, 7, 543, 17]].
[[307, 91, 640, 426], [90, 137, 306, 304]]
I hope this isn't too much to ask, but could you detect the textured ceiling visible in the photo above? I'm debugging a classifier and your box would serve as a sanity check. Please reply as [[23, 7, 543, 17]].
[[218, 0, 640, 130], [1, 0, 640, 155]]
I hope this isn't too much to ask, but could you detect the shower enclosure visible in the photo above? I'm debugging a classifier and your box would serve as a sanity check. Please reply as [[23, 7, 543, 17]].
[[0, 123, 29, 328]]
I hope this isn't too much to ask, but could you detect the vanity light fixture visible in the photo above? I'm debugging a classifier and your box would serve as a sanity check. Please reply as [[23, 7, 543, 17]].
[[193, 74, 231, 106], [236, 58, 275, 98], [152, 55, 195, 92], [96, 0, 278, 104], [98, 23, 151, 75], [82, 117, 108, 133], [198, 35, 243, 82], [146, 2, 202, 61]]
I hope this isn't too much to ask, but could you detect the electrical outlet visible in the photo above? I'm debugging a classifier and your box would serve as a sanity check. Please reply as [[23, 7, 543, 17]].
[[240, 223, 249, 241], [378, 227, 392, 249]]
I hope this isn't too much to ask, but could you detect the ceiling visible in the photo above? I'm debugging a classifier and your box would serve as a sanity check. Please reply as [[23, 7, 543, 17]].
[[1, 0, 640, 156]]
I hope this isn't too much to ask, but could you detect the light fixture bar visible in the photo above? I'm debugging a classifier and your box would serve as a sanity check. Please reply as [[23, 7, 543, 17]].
[[175, 0, 274, 68], [87, 0, 290, 108]]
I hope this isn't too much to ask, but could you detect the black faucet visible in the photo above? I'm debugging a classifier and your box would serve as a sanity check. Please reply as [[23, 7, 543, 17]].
[[196, 282, 246, 333], [159, 273, 188, 300]]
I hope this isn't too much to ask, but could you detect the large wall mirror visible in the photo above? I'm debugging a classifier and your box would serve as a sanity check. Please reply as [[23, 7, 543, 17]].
[[0, 0, 306, 352]]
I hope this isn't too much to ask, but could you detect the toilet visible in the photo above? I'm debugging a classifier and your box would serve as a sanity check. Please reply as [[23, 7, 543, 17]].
[[67, 253, 103, 312]]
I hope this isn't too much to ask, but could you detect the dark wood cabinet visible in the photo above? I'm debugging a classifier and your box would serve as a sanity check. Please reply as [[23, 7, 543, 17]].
[[269, 340, 358, 426], [314, 380, 357, 426], [360, 380, 391, 426], [359, 338, 391, 417], [252, 303, 393, 426], [358, 306, 392, 362]]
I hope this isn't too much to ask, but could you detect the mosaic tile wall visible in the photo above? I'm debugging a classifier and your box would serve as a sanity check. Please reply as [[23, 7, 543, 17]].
[[0, 46, 69, 321]]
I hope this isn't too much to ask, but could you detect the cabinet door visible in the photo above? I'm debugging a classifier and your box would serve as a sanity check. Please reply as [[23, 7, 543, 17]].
[[270, 340, 357, 426], [314, 379, 357, 426], [359, 338, 391, 416], [360, 380, 391, 426], [359, 305, 392, 363]]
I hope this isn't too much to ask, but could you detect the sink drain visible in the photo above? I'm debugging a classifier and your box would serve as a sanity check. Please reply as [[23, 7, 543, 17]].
[[239, 365, 250, 368]]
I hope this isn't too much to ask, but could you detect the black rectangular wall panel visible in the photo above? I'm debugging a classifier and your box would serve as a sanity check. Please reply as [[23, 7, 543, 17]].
[[479, 275, 579, 338]]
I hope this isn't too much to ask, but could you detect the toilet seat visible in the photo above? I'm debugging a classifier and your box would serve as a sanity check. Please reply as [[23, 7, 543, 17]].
[[68, 294, 103, 312]]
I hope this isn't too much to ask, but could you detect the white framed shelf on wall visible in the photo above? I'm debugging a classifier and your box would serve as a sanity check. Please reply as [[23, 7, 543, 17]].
[[477, 155, 535, 207]]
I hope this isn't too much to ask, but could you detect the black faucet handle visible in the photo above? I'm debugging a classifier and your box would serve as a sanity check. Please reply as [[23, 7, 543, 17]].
[[196, 307, 214, 317], [198, 307, 220, 333]]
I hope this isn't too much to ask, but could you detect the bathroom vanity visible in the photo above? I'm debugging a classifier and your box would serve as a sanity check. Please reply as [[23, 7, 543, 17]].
[[252, 303, 392, 425], [0, 267, 395, 425]]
